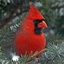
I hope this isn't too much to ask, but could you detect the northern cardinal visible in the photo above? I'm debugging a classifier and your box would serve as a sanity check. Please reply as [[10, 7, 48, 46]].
[[14, 3, 48, 56]]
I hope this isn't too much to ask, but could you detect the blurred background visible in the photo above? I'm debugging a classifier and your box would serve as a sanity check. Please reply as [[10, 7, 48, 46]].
[[0, 0, 64, 64]]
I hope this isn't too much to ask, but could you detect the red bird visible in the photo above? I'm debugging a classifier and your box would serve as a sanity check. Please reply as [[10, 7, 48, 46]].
[[14, 4, 48, 56]]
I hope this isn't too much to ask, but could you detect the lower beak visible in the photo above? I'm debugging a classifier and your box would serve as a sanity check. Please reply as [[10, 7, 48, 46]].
[[38, 21, 48, 28]]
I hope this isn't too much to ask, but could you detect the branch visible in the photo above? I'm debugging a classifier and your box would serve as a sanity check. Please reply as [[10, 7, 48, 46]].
[[0, 12, 21, 28], [0, 0, 28, 29], [26, 48, 47, 62], [0, 9, 28, 29], [50, 6, 64, 9]]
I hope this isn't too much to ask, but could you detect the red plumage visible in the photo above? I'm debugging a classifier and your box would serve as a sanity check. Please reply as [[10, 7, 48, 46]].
[[14, 4, 48, 56]]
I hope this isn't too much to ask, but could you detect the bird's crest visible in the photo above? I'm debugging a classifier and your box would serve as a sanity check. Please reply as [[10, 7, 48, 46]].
[[26, 3, 44, 20]]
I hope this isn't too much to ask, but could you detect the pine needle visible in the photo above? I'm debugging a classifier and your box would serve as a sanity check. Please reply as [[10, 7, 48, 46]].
[[26, 48, 47, 62]]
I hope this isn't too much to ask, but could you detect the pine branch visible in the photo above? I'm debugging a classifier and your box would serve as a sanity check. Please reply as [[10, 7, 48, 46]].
[[0, 10, 26, 29], [26, 48, 47, 62], [50, 6, 64, 9], [0, 0, 28, 29]]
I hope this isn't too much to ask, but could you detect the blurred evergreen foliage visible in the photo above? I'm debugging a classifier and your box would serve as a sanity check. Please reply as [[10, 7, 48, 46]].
[[0, 0, 64, 64], [55, 16, 64, 36]]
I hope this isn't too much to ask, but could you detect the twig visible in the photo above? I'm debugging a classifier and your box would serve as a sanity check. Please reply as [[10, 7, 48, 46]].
[[26, 48, 47, 62]]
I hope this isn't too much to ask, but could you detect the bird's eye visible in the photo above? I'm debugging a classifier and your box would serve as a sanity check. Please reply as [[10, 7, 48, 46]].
[[33, 19, 45, 24], [41, 19, 45, 21]]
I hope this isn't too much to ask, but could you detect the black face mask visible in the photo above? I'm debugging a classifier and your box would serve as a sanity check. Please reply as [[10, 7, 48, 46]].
[[33, 19, 44, 35]]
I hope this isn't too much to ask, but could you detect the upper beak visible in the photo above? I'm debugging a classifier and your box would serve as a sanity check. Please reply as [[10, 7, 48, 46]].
[[38, 21, 48, 28]]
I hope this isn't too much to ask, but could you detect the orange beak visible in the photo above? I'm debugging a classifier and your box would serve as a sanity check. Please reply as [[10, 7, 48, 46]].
[[38, 21, 48, 28]]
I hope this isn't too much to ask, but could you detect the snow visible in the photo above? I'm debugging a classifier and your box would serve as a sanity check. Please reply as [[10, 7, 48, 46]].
[[11, 53, 20, 61], [34, 2, 43, 7], [59, 8, 64, 16], [12, 55, 20, 61]]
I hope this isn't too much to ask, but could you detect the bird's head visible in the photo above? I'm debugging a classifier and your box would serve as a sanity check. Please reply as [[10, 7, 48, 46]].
[[21, 3, 48, 34], [26, 3, 48, 34]]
